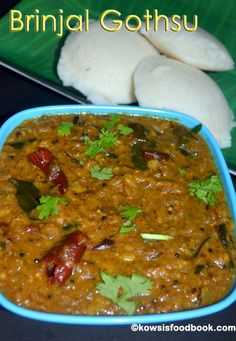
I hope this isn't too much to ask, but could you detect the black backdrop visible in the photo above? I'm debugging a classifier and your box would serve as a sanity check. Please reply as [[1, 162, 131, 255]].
[[0, 1, 235, 340]]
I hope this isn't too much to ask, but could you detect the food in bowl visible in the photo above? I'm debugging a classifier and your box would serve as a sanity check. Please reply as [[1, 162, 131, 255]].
[[0, 111, 235, 316], [56, 20, 234, 149]]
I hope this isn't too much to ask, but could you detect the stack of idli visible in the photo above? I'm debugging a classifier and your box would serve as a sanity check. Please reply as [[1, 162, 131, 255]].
[[134, 56, 234, 148], [140, 18, 234, 71], [57, 21, 159, 104], [57, 19, 235, 148]]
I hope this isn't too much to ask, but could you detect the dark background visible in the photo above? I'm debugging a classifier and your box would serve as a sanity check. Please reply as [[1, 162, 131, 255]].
[[0, 1, 235, 340]]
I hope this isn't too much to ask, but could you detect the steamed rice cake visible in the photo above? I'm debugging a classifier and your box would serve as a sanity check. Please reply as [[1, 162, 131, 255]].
[[57, 21, 159, 104], [134, 56, 234, 148], [140, 18, 234, 71]]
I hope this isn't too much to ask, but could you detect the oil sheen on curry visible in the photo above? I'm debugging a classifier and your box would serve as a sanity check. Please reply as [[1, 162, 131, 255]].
[[0, 113, 235, 315]]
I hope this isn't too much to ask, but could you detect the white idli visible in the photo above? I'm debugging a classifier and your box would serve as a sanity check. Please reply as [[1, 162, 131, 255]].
[[57, 21, 159, 104], [134, 56, 234, 148], [140, 18, 234, 71]]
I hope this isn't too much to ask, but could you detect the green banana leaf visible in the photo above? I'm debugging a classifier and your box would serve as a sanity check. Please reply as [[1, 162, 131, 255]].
[[0, 0, 235, 166]]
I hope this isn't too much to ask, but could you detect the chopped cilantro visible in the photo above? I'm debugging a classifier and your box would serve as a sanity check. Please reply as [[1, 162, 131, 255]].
[[118, 124, 133, 136], [178, 168, 186, 176], [188, 175, 222, 206], [58, 122, 73, 136], [119, 205, 142, 233], [85, 129, 117, 158], [121, 205, 142, 220], [36, 195, 68, 220], [96, 271, 152, 315], [90, 165, 113, 180], [140, 233, 173, 241], [103, 114, 120, 130], [119, 220, 136, 234]]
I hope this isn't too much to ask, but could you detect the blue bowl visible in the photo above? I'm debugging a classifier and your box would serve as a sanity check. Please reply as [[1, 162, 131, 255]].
[[0, 104, 235, 325]]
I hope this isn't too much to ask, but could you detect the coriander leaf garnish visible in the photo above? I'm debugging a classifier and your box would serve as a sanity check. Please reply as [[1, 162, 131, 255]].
[[90, 165, 113, 180], [121, 205, 142, 220], [36, 195, 68, 220], [103, 114, 120, 130], [84, 140, 101, 158], [58, 122, 73, 136], [99, 129, 117, 149], [119, 222, 136, 234], [178, 168, 186, 176], [140, 233, 173, 241], [118, 124, 133, 136], [119, 205, 142, 233], [85, 129, 117, 159], [188, 175, 222, 207], [96, 271, 152, 315]]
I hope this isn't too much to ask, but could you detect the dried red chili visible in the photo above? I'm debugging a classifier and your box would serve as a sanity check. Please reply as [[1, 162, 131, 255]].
[[41, 231, 88, 285], [28, 147, 68, 193]]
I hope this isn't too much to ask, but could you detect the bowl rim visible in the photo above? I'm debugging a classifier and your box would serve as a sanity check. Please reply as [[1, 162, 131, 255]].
[[0, 104, 235, 325]]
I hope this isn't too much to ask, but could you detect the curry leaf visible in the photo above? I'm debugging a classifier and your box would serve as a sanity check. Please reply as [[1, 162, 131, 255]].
[[191, 124, 202, 134], [7, 138, 37, 150], [10, 178, 40, 213], [131, 140, 156, 170]]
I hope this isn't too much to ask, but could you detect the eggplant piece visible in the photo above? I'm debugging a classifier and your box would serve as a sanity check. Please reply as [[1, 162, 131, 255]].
[[103, 152, 118, 159], [62, 223, 80, 231], [172, 124, 196, 146], [172, 124, 199, 157], [73, 115, 86, 126], [217, 225, 236, 269], [128, 123, 148, 140], [64, 152, 84, 166], [192, 237, 210, 258], [217, 224, 236, 249], [92, 238, 115, 250], [195, 264, 206, 274], [217, 224, 229, 247], [143, 150, 171, 161]]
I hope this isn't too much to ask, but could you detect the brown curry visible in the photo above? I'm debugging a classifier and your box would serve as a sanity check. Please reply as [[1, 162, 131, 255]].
[[0, 113, 235, 315]]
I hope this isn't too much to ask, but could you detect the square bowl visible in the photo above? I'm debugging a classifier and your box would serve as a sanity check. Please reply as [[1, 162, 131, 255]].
[[0, 104, 235, 325]]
